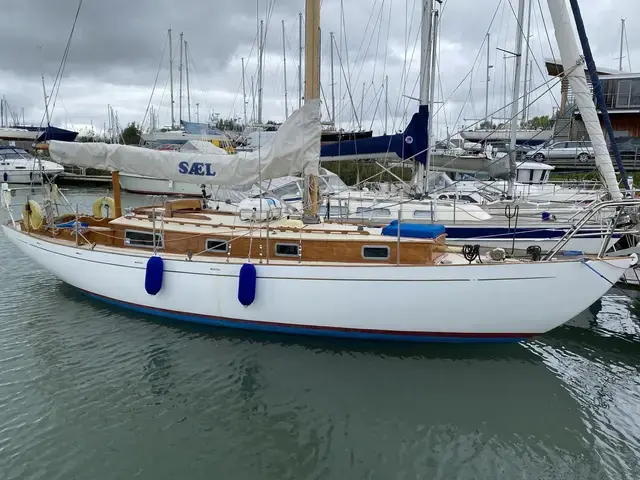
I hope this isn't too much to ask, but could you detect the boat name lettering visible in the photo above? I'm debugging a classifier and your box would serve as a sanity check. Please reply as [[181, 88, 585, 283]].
[[178, 161, 217, 177]]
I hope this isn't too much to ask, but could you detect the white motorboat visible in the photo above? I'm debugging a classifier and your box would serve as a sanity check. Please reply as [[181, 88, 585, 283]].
[[0, 146, 64, 183]]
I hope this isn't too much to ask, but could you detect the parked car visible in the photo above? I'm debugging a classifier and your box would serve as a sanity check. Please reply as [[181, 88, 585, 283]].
[[615, 137, 640, 159], [525, 140, 594, 162]]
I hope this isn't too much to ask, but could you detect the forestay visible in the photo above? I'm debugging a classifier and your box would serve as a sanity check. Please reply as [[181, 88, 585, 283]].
[[49, 99, 321, 187]]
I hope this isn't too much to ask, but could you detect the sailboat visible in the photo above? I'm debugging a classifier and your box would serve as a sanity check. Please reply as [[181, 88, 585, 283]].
[[1, 0, 637, 343], [319, 0, 625, 255]]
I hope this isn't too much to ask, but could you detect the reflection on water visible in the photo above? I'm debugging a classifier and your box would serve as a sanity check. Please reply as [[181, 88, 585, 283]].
[[0, 187, 639, 478]]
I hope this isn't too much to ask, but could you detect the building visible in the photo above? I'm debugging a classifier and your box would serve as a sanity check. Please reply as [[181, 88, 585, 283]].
[[546, 59, 640, 139], [545, 59, 640, 171]]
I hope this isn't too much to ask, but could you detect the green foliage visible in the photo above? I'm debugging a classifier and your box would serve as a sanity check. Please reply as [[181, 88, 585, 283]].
[[122, 122, 141, 145], [215, 117, 244, 131], [322, 161, 413, 186], [523, 115, 554, 130], [479, 120, 496, 130]]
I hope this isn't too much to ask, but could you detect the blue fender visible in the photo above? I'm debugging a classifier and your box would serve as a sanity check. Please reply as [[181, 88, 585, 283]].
[[145, 256, 164, 295], [238, 263, 257, 306]]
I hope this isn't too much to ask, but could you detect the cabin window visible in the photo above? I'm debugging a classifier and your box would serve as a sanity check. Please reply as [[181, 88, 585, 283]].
[[271, 182, 302, 199], [362, 245, 390, 260], [412, 210, 433, 218], [275, 243, 299, 257], [206, 239, 228, 253], [355, 207, 391, 217], [124, 230, 164, 249]]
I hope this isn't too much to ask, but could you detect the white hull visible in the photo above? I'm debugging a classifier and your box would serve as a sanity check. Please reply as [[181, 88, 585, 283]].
[[119, 173, 204, 197], [1, 171, 49, 184], [0, 160, 64, 184], [445, 235, 616, 254], [0, 128, 39, 141], [3, 225, 631, 342], [460, 129, 553, 143], [141, 131, 228, 144]]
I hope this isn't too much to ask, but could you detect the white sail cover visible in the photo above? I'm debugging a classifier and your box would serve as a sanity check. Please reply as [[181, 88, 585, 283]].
[[49, 99, 321, 187], [546, 0, 621, 200], [179, 140, 228, 154]]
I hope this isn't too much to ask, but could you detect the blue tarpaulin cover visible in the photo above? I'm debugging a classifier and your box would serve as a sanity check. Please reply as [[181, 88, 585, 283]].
[[381, 220, 446, 239]]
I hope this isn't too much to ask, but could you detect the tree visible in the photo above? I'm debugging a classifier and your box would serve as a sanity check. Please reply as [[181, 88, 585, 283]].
[[214, 117, 244, 131], [479, 120, 497, 130], [121, 122, 141, 145], [523, 115, 554, 130]]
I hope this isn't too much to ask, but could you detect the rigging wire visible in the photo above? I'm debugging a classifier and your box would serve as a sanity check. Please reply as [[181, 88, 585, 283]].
[[434, 0, 503, 123], [42, 0, 84, 129], [139, 31, 169, 139]]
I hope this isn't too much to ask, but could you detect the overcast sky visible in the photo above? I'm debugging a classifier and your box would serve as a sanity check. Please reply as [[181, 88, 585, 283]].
[[0, 0, 637, 139]]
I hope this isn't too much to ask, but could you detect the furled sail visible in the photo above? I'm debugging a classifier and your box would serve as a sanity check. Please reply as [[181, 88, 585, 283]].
[[546, 0, 621, 200], [50, 99, 321, 186]]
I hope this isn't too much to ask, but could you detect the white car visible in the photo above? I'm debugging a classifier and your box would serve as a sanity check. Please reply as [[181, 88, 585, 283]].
[[525, 140, 594, 162]]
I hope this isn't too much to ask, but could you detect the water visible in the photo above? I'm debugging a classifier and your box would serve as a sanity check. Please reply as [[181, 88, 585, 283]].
[[1, 186, 640, 479]]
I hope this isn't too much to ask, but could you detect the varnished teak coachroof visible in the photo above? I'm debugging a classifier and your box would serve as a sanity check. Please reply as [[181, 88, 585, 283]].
[[25, 199, 446, 265]]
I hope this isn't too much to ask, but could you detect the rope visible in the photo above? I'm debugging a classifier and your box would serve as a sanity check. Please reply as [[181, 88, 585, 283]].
[[581, 258, 640, 306], [462, 244, 481, 263]]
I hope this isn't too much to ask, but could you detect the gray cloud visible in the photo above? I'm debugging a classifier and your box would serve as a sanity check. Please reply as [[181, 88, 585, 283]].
[[0, 0, 637, 139]]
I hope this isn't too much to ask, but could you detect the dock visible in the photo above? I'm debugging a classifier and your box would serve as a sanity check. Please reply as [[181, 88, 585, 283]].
[[56, 166, 112, 187], [56, 172, 112, 187]]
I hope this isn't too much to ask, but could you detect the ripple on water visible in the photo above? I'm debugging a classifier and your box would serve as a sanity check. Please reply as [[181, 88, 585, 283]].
[[1, 200, 640, 479]]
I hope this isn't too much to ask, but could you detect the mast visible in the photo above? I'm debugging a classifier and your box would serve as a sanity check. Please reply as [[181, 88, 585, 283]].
[[179, 32, 183, 125], [503, 55, 508, 121], [563, 0, 628, 194], [298, 12, 303, 109], [303, 0, 320, 220], [521, 0, 533, 122], [257, 20, 264, 124], [186, 41, 191, 122], [384, 75, 388, 134], [0, 98, 3, 128], [282, 20, 289, 119], [241, 57, 248, 126], [506, 0, 526, 199], [485, 33, 491, 125], [251, 76, 256, 123], [619, 18, 625, 71], [330, 32, 336, 125], [168, 28, 175, 129], [425, 8, 439, 194], [412, 0, 434, 195], [360, 82, 365, 130], [41, 75, 51, 127]]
